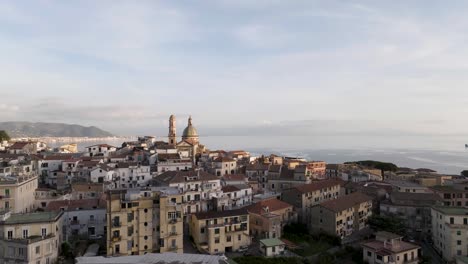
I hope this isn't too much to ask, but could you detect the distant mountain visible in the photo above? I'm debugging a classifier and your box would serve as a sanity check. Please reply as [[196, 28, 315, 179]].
[[0, 122, 113, 138]]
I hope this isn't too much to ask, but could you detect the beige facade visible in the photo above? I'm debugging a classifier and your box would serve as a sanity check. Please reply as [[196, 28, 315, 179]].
[[246, 198, 296, 239], [0, 211, 63, 264], [431, 185, 468, 208], [431, 206, 468, 262], [0, 174, 38, 214], [281, 179, 344, 224], [310, 192, 372, 238], [190, 208, 251, 255], [106, 187, 184, 256], [362, 231, 420, 264]]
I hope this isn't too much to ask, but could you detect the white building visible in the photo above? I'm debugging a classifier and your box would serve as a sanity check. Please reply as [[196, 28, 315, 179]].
[[84, 144, 117, 157], [156, 153, 192, 174], [111, 162, 151, 189], [153, 170, 222, 218], [45, 199, 106, 241], [90, 165, 115, 183], [431, 206, 468, 262], [260, 238, 286, 257]]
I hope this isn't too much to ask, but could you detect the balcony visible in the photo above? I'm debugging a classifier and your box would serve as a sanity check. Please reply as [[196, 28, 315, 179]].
[[112, 221, 122, 227], [168, 218, 181, 224], [112, 236, 121, 242], [70, 220, 80, 226], [168, 245, 178, 251], [168, 231, 178, 237], [6, 234, 55, 245], [88, 219, 97, 225]]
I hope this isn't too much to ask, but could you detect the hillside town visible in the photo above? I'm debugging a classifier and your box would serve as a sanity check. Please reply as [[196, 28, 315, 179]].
[[0, 116, 467, 264]]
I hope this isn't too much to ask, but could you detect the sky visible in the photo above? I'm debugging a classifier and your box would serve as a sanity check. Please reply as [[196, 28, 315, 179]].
[[1, 0, 468, 137]]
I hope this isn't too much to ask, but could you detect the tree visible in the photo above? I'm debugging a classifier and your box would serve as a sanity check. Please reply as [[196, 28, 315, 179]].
[[368, 215, 405, 235], [0, 130, 10, 142], [461, 170, 468, 177]]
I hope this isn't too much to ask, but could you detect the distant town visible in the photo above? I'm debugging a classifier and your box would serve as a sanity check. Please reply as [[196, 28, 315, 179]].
[[0, 115, 466, 264]]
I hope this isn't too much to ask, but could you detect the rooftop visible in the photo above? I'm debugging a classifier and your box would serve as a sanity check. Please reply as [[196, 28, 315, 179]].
[[194, 208, 248, 220], [292, 179, 344, 194], [246, 198, 293, 215], [320, 192, 372, 212], [432, 206, 468, 216], [46, 198, 105, 211], [2, 211, 63, 225], [76, 252, 229, 264], [260, 238, 285, 247]]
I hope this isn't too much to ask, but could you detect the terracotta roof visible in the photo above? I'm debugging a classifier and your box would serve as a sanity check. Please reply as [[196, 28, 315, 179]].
[[245, 198, 293, 215], [45, 198, 105, 211], [319, 192, 372, 212], [268, 165, 282, 173], [9, 142, 32, 149], [154, 170, 219, 185], [293, 179, 344, 193], [222, 185, 240, 193], [194, 208, 248, 220], [246, 163, 270, 171], [158, 153, 181, 161], [86, 144, 116, 148], [71, 183, 103, 193], [214, 157, 235, 162], [40, 154, 76, 161], [222, 174, 246, 182]]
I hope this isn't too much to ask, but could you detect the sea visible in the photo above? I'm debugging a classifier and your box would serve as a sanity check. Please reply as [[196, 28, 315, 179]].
[[48, 135, 468, 175]]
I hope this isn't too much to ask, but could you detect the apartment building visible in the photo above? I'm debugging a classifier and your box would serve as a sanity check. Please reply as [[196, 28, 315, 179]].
[[106, 187, 184, 256], [431, 206, 468, 262], [220, 185, 253, 208], [0, 210, 63, 264], [84, 144, 117, 157], [246, 198, 296, 239], [0, 174, 38, 214], [190, 208, 250, 255], [386, 180, 432, 193], [380, 192, 442, 233], [431, 184, 468, 208], [362, 231, 420, 264], [45, 198, 106, 241], [281, 179, 344, 224], [152, 170, 222, 219], [112, 162, 151, 189], [310, 192, 372, 238], [156, 153, 192, 174]]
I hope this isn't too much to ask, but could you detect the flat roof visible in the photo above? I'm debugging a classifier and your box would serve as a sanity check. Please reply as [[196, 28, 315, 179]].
[[76, 252, 228, 264], [260, 238, 285, 247], [3, 211, 62, 225], [432, 206, 468, 216]]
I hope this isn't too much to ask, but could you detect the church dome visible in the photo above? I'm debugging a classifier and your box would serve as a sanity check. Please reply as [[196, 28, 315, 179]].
[[182, 116, 199, 139], [183, 125, 198, 138]]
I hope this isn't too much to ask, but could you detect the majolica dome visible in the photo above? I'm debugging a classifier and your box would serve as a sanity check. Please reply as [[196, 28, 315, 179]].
[[182, 116, 198, 138]]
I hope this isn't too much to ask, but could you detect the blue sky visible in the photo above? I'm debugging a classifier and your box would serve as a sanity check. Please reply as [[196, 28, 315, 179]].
[[1, 1, 468, 136]]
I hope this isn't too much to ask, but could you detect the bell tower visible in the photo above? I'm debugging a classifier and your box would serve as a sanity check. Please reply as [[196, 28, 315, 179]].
[[168, 115, 176, 145]]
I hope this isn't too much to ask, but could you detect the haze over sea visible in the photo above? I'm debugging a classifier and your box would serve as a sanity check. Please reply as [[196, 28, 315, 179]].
[[55, 135, 468, 175]]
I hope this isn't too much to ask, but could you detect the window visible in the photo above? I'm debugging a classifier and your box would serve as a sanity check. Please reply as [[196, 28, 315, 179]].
[[227, 236, 231, 242], [272, 246, 276, 253], [457, 240, 462, 245], [367, 251, 372, 257], [450, 217, 454, 224], [215, 228, 220, 234], [215, 238, 220, 244], [457, 231, 461, 235], [42, 228, 47, 237], [23, 229, 28, 239], [36, 245, 40, 254], [8, 247, 14, 257], [7, 230, 13, 239], [200, 227, 205, 234], [19, 248, 25, 257], [238, 234, 241, 241]]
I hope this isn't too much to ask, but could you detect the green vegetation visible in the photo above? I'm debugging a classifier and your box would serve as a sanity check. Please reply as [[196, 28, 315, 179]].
[[345, 160, 398, 172], [0, 130, 10, 141], [368, 215, 405, 235], [282, 224, 339, 257], [60, 242, 73, 259], [461, 170, 468, 177], [233, 256, 311, 264]]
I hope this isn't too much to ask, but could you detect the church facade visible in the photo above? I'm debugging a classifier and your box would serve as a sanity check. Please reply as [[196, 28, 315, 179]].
[[168, 115, 205, 162]]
